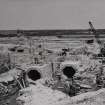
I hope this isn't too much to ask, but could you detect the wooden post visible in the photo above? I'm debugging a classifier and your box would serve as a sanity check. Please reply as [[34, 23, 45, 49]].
[[51, 61, 55, 78]]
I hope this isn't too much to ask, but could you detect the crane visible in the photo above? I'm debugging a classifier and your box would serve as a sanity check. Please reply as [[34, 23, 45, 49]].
[[86, 21, 101, 55], [88, 21, 101, 44]]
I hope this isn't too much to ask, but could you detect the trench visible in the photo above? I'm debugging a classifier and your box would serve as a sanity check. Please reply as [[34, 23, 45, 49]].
[[27, 70, 41, 81]]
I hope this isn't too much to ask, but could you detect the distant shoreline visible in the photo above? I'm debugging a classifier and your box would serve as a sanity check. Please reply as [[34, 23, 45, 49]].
[[0, 29, 105, 37]]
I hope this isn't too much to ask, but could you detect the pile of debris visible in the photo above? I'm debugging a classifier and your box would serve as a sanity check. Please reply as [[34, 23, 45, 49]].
[[0, 68, 27, 101], [0, 52, 12, 74], [16, 80, 105, 105], [17, 82, 70, 105]]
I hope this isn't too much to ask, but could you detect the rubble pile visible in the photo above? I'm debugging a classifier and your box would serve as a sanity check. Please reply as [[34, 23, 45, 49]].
[[17, 80, 105, 105], [17, 82, 105, 105], [0, 52, 11, 74], [69, 88, 105, 105], [17, 82, 70, 105], [0, 68, 26, 101]]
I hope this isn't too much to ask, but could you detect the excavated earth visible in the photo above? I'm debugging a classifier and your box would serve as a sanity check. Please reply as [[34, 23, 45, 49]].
[[16, 81, 105, 105], [0, 37, 105, 105]]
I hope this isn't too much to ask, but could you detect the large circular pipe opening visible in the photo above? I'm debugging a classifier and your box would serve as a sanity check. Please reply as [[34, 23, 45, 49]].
[[27, 70, 41, 81], [63, 66, 76, 78]]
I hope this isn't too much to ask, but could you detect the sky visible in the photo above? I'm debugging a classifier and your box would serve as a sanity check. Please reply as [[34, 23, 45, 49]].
[[0, 0, 105, 30]]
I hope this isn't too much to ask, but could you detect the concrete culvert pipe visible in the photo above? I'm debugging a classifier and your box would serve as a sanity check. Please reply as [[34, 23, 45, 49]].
[[63, 66, 76, 78], [27, 70, 41, 81]]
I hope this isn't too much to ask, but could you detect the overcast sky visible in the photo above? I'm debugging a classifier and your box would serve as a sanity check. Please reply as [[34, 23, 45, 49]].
[[0, 0, 105, 30]]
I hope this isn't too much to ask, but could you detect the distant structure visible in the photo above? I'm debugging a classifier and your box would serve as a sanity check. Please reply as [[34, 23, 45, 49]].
[[89, 21, 101, 44]]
